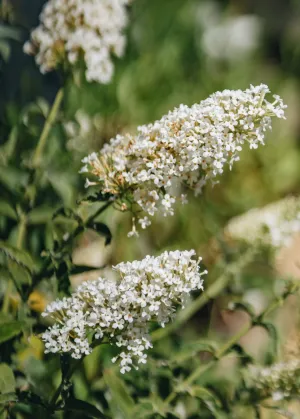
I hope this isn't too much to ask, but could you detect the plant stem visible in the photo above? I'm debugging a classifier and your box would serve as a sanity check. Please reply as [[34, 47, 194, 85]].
[[164, 284, 296, 406], [49, 340, 104, 409], [33, 88, 64, 167], [49, 359, 81, 407], [86, 200, 114, 225], [152, 248, 256, 342]]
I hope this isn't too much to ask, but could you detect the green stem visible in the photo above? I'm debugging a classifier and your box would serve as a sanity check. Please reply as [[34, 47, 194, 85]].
[[49, 339, 104, 409], [16, 215, 27, 249], [152, 248, 256, 342], [33, 88, 64, 167], [86, 200, 114, 225], [164, 283, 295, 406]]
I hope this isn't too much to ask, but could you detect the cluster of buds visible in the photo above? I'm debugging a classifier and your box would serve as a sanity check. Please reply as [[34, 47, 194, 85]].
[[24, 0, 131, 83], [42, 250, 206, 373], [225, 196, 300, 250], [81, 84, 286, 236]]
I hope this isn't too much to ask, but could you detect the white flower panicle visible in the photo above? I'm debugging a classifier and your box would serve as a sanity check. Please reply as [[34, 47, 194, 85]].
[[81, 84, 286, 236], [42, 250, 206, 373], [251, 360, 300, 401], [24, 0, 131, 83], [225, 196, 300, 249]]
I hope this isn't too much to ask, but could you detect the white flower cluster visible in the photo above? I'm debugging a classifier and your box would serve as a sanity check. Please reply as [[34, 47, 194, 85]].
[[81, 85, 286, 236], [24, 0, 131, 83], [225, 196, 300, 249], [42, 250, 206, 373], [251, 360, 300, 401]]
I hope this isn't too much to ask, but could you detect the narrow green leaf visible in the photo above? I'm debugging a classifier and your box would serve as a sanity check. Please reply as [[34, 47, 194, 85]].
[[0, 165, 26, 194], [0, 392, 17, 404], [0, 240, 34, 273], [27, 206, 56, 225], [8, 259, 32, 286], [0, 201, 16, 220], [0, 364, 15, 394], [188, 386, 220, 403], [0, 321, 25, 344], [0, 24, 21, 41], [0, 41, 10, 62], [0, 266, 13, 283], [256, 322, 278, 360], [170, 340, 218, 364], [0, 127, 18, 162], [104, 369, 135, 418], [133, 400, 154, 418], [64, 399, 106, 418]]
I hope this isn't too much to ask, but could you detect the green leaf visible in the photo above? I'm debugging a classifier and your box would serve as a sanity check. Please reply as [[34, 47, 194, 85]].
[[0, 321, 25, 344], [0, 41, 10, 62], [103, 369, 135, 418], [0, 364, 15, 394], [133, 400, 154, 418], [256, 322, 278, 360], [64, 399, 107, 418], [0, 165, 26, 194], [170, 340, 218, 364], [8, 259, 32, 286], [48, 173, 74, 206], [27, 206, 56, 225], [0, 127, 18, 163], [0, 24, 21, 41], [0, 240, 34, 273], [0, 266, 13, 283], [0, 200, 16, 220], [0, 392, 17, 404], [188, 386, 220, 404]]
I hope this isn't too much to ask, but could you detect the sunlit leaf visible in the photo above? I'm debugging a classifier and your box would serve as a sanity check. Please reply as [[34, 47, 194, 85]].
[[0, 364, 15, 394], [0, 321, 25, 344], [0, 240, 34, 272], [103, 369, 135, 418]]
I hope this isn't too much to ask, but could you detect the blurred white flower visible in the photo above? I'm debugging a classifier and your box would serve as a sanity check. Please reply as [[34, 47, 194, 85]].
[[42, 250, 206, 373], [64, 110, 102, 152], [199, 10, 262, 61], [225, 196, 300, 250], [24, 0, 132, 83], [82, 84, 286, 235], [250, 360, 300, 401]]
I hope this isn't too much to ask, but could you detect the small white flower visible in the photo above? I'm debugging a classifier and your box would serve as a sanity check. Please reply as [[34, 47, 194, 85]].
[[24, 0, 132, 84], [42, 250, 206, 372], [82, 85, 286, 235], [251, 360, 300, 400]]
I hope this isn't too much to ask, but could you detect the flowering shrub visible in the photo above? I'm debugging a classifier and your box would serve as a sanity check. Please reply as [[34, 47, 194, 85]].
[[1, 1, 300, 418], [24, 0, 131, 83], [43, 250, 206, 372], [82, 84, 286, 235]]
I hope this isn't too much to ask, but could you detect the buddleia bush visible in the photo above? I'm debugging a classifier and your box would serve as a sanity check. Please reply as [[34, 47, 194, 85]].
[[1, 1, 300, 419]]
